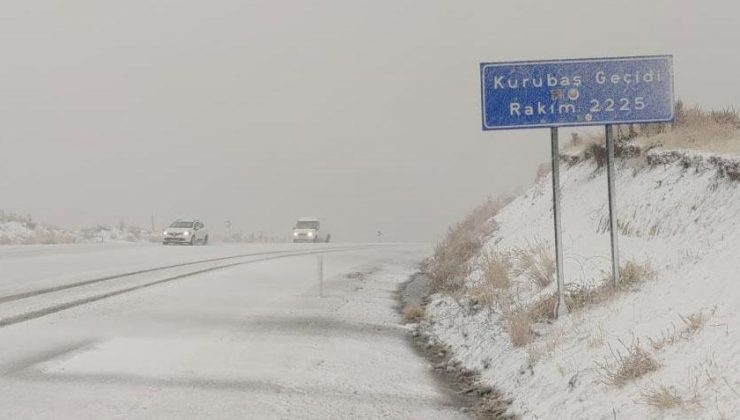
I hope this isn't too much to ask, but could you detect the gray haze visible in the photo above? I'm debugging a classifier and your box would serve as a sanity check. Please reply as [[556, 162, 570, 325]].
[[1, 1, 739, 241]]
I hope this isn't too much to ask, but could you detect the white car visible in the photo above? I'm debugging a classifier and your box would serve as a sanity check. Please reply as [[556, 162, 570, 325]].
[[163, 219, 209, 245]]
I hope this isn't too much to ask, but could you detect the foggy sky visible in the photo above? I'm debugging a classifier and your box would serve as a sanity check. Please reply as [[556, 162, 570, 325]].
[[1, 1, 739, 242]]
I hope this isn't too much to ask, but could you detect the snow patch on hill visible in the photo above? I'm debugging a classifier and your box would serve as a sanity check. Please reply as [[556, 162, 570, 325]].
[[422, 150, 740, 419], [0, 211, 154, 245]]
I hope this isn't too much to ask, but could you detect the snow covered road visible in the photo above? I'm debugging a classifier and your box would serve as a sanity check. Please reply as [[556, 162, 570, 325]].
[[0, 243, 466, 419]]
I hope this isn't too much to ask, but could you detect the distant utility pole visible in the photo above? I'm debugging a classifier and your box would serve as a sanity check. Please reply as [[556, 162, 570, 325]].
[[226, 220, 232, 238], [377, 230, 383, 243]]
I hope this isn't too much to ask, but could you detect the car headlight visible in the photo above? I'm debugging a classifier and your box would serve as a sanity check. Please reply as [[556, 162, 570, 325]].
[[163, 231, 168, 235], [293, 232, 298, 236], [183, 231, 189, 236], [307, 232, 313, 237]]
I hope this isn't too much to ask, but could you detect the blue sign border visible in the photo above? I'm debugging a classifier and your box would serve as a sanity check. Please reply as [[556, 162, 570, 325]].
[[480, 55, 674, 130]]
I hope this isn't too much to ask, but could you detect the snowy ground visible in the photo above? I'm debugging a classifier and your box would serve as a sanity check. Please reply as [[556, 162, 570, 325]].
[[0, 242, 467, 419], [423, 150, 740, 419]]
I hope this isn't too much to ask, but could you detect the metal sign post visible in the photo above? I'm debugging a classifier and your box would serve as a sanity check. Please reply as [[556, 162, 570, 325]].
[[551, 127, 568, 318], [605, 125, 620, 287], [479, 55, 674, 318]]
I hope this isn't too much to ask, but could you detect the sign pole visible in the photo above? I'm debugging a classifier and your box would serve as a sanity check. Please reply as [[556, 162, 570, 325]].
[[605, 125, 620, 287], [551, 127, 568, 318]]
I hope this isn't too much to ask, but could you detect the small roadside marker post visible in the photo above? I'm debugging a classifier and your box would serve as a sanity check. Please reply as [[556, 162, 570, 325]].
[[317, 255, 324, 298], [480, 55, 674, 318]]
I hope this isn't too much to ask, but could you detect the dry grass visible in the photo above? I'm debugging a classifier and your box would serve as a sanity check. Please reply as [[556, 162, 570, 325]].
[[640, 382, 703, 412], [480, 251, 512, 289], [680, 310, 712, 335], [528, 293, 557, 322], [635, 105, 740, 155], [402, 304, 425, 323], [595, 337, 660, 387], [428, 197, 508, 293], [470, 251, 512, 305], [564, 260, 655, 313], [640, 383, 702, 411], [511, 241, 555, 289], [502, 303, 534, 348], [587, 324, 607, 348], [506, 259, 653, 350], [619, 260, 656, 289], [641, 384, 682, 409], [527, 327, 566, 366], [650, 308, 715, 351], [563, 103, 740, 162]]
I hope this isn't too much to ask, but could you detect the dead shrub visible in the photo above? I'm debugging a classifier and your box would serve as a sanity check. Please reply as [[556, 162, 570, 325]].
[[511, 242, 555, 289], [474, 391, 514, 420], [595, 337, 660, 387], [428, 198, 509, 293], [640, 383, 702, 412], [402, 305, 425, 323], [585, 142, 607, 168]]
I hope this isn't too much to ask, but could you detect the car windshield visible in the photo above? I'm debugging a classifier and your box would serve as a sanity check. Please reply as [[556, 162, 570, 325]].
[[170, 221, 194, 228], [295, 221, 319, 229]]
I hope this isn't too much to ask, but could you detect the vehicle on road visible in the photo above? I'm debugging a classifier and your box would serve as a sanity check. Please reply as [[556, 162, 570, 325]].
[[292, 217, 330, 243], [163, 219, 209, 245]]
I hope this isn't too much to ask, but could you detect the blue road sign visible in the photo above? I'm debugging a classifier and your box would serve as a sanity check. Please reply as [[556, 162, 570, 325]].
[[480, 55, 674, 130]]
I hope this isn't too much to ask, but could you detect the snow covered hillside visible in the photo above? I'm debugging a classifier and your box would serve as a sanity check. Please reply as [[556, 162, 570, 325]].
[[421, 148, 740, 419], [0, 211, 154, 244]]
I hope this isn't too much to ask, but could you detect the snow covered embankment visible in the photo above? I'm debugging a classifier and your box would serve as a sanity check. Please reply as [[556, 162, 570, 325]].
[[423, 150, 740, 419], [0, 211, 154, 245]]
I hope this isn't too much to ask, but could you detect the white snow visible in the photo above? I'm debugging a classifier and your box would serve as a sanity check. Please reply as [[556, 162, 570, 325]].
[[0, 211, 156, 245], [424, 149, 740, 419], [0, 243, 467, 419]]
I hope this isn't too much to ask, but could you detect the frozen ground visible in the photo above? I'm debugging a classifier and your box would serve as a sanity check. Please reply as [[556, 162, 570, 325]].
[[0, 242, 467, 419], [423, 150, 740, 419]]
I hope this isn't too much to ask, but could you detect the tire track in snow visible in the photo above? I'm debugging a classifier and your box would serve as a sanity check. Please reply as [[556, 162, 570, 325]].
[[0, 246, 365, 304], [0, 246, 374, 328]]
